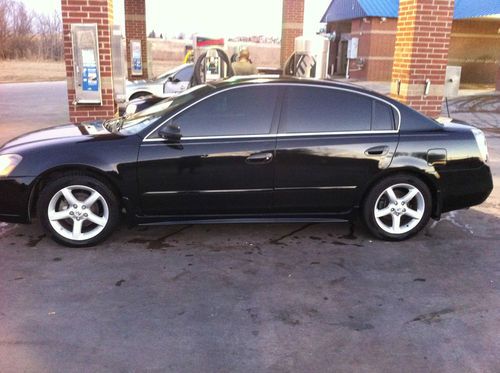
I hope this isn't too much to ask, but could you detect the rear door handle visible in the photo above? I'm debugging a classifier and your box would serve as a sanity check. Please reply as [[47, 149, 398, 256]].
[[246, 152, 273, 164], [365, 145, 389, 156]]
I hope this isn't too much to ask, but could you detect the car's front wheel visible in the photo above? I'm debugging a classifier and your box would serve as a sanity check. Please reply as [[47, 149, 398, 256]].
[[363, 175, 432, 241], [37, 174, 120, 247]]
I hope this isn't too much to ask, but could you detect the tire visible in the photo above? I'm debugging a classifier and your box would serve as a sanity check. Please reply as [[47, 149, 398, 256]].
[[37, 174, 120, 247], [363, 174, 432, 241]]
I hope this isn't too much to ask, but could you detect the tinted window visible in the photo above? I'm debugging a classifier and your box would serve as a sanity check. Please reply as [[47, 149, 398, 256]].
[[372, 100, 395, 131], [121, 84, 213, 135], [282, 86, 372, 133], [175, 66, 193, 81], [172, 86, 279, 137]]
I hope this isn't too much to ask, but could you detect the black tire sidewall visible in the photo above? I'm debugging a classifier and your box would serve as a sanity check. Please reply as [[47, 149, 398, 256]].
[[363, 175, 432, 241], [37, 175, 119, 247]]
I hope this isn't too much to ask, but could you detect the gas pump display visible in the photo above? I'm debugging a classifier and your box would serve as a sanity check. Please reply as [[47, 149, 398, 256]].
[[81, 49, 98, 91], [71, 24, 102, 104], [205, 50, 222, 81], [130, 39, 143, 76]]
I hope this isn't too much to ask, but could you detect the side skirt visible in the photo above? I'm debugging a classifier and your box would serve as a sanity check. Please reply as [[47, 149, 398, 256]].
[[134, 213, 354, 226]]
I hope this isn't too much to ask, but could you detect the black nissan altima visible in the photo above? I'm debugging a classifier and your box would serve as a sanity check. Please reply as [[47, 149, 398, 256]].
[[0, 77, 493, 246]]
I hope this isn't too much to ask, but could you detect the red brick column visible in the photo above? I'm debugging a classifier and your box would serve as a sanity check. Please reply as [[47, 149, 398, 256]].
[[391, 0, 455, 118], [61, 0, 115, 123], [281, 0, 304, 66], [124, 0, 148, 80]]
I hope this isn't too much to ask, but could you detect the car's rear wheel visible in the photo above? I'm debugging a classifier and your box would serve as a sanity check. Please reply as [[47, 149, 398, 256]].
[[363, 175, 432, 241], [37, 174, 119, 247]]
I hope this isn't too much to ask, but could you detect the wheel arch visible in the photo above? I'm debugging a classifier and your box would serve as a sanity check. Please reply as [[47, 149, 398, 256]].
[[28, 165, 123, 221], [128, 90, 153, 101], [357, 168, 441, 219]]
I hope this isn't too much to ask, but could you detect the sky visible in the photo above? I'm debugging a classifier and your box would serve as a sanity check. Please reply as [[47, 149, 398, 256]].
[[20, 0, 331, 38]]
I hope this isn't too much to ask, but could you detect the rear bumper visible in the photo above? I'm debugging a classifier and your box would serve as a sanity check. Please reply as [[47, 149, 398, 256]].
[[0, 177, 35, 224], [440, 164, 493, 213]]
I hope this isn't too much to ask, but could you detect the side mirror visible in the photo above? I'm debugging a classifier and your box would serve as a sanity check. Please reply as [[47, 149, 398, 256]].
[[158, 123, 182, 142], [167, 76, 180, 83]]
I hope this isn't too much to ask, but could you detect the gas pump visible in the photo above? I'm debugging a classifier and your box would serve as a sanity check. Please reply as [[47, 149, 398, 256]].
[[190, 36, 234, 86], [111, 25, 127, 103], [284, 35, 330, 79], [70, 24, 102, 104]]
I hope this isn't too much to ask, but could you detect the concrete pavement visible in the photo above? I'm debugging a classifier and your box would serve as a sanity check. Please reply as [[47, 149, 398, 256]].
[[0, 81, 69, 145]]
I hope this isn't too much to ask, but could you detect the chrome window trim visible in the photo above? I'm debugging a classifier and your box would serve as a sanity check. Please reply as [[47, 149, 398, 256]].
[[143, 83, 402, 143]]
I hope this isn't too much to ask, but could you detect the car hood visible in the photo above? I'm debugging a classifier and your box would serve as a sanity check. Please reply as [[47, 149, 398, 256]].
[[127, 79, 148, 85], [126, 78, 161, 86], [1, 120, 111, 150]]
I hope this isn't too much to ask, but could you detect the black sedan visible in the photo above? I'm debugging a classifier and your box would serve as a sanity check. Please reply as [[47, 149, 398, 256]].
[[0, 77, 493, 246]]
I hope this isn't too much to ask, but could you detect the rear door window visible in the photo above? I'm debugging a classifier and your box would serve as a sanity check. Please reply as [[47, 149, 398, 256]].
[[281, 86, 397, 133], [372, 100, 395, 131], [282, 86, 372, 133]]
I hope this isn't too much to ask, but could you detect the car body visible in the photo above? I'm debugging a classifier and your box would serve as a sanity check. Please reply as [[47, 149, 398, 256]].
[[125, 63, 193, 101], [0, 77, 493, 246]]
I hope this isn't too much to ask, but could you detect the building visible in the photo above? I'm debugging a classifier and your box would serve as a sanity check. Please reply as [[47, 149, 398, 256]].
[[322, 0, 500, 84], [60, 0, 496, 120]]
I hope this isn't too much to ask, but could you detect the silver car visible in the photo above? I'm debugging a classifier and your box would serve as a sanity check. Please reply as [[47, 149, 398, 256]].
[[125, 63, 194, 101]]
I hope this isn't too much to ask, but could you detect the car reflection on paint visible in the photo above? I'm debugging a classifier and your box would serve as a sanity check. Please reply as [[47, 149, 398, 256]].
[[125, 63, 194, 101], [0, 76, 493, 247]]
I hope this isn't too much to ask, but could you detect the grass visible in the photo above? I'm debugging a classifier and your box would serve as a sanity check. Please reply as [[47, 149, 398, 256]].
[[0, 59, 66, 83], [0, 59, 183, 83]]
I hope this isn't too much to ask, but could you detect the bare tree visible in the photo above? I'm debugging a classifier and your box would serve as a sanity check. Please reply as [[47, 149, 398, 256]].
[[0, 0, 14, 59], [9, 0, 34, 58], [0, 0, 62, 60], [34, 10, 63, 60]]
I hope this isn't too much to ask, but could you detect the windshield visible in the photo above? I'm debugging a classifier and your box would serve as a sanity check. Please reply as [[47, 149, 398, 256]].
[[156, 64, 188, 80], [117, 84, 213, 135]]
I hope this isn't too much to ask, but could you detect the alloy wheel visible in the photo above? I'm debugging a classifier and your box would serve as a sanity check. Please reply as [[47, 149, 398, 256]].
[[47, 185, 109, 241], [373, 183, 425, 235]]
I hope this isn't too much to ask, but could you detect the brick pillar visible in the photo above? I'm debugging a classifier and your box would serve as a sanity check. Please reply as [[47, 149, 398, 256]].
[[391, 0, 454, 118], [281, 0, 304, 66], [124, 0, 148, 80], [61, 0, 115, 123]]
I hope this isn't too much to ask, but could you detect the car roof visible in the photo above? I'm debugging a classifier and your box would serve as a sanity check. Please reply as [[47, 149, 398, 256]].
[[209, 75, 391, 102]]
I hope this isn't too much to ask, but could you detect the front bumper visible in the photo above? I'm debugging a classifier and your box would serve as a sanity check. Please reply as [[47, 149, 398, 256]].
[[0, 176, 35, 224]]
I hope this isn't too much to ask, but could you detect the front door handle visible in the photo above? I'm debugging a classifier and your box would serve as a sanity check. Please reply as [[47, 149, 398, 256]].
[[365, 145, 389, 156], [246, 152, 273, 164]]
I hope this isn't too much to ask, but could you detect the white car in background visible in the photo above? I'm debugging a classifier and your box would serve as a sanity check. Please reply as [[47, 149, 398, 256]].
[[125, 63, 194, 101]]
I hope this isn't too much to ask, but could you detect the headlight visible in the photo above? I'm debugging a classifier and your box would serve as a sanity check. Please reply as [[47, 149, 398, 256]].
[[0, 154, 23, 177], [125, 104, 138, 115], [471, 128, 489, 163]]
